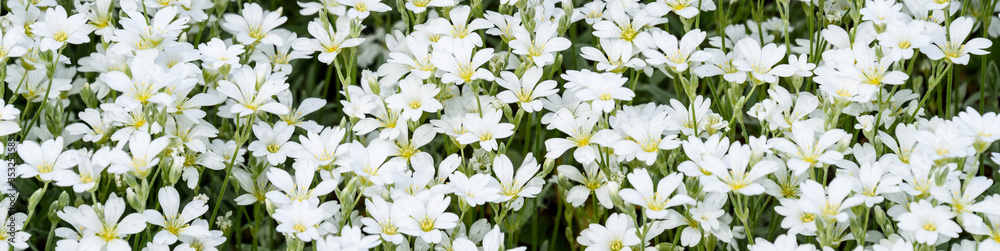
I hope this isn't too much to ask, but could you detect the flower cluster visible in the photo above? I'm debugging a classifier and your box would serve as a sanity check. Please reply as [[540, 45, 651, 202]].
[[1, 0, 999, 250]]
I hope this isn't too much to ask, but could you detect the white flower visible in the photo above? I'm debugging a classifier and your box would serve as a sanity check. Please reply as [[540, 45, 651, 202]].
[[798, 177, 864, 223], [619, 169, 693, 219], [266, 164, 337, 205], [273, 201, 329, 242], [252, 30, 314, 72], [222, 3, 288, 46], [16, 137, 75, 182], [956, 107, 1000, 152], [101, 51, 182, 107], [787, 54, 816, 77], [749, 234, 817, 251], [559, 163, 616, 209], [571, 1, 606, 25], [608, 112, 680, 165], [55, 149, 108, 193], [577, 213, 641, 251], [294, 18, 365, 64], [339, 0, 392, 20], [509, 21, 572, 67], [426, 6, 492, 48], [397, 194, 459, 244], [0, 202, 27, 250], [930, 176, 992, 224], [361, 197, 407, 244], [31, 6, 93, 51], [922, 17, 993, 65], [732, 38, 796, 84], [456, 109, 515, 151], [109, 6, 189, 53], [699, 145, 778, 195], [343, 140, 405, 186], [495, 67, 559, 113], [592, 6, 663, 48], [298, 0, 347, 16], [216, 64, 291, 117], [75, 193, 147, 250], [0, 27, 28, 59], [771, 121, 848, 175], [694, 48, 745, 83], [878, 21, 932, 61], [450, 171, 502, 206], [915, 120, 975, 160], [580, 39, 646, 73], [567, 70, 634, 113], [232, 167, 272, 206], [849, 161, 901, 207], [277, 96, 327, 132], [404, 0, 453, 13], [859, 0, 903, 25], [493, 153, 544, 210], [774, 198, 819, 236], [896, 200, 962, 244], [662, 0, 716, 18], [294, 126, 347, 167], [642, 29, 711, 73], [484, 11, 523, 40], [143, 187, 209, 245], [176, 220, 226, 251], [675, 193, 732, 247], [385, 77, 443, 121], [318, 225, 380, 250], [248, 122, 302, 165], [106, 133, 170, 179], [198, 38, 245, 69], [435, 44, 496, 85], [483, 225, 527, 251], [544, 108, 604, 164], [677, 134, 731, 178]]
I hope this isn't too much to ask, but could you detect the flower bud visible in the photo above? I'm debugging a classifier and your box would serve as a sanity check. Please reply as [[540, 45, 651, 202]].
[[47, 200, 61, 223], [57, 191, 69, 209], [166, 156, 184, 186], [27, 189, 44, 212], [81, 83, 99, 108], [873, 205, 892, 235]]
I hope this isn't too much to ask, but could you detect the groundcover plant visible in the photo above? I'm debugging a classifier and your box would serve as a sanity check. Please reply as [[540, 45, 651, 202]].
[[1, 0, 1000, 250]]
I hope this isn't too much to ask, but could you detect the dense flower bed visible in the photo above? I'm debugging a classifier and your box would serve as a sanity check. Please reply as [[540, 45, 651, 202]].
[[1, 0, 999, 250]]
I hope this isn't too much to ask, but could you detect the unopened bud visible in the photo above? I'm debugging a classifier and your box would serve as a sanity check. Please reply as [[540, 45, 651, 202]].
[[57, 191, 69, 209], [27, 189, 44, 212]]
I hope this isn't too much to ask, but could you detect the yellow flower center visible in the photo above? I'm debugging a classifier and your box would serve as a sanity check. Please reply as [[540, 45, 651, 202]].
[[599, 93, 613, 101], [609, 239, 625, 251], [619, 25, 638, 41], [37, 163, 54, 173], [479, 133, 493, 142], [800, 212, 815, 223], [53, 31, 69, 42], [451, 24, 470, 38], [248, 25, 266, 40], [355, 2, 369, 12], [381, 219, 399, 235], [941, 42, 966, 61], [418, 216, 435, 232], [899, 41, 911, 49], [99, 228, 118, 241]]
